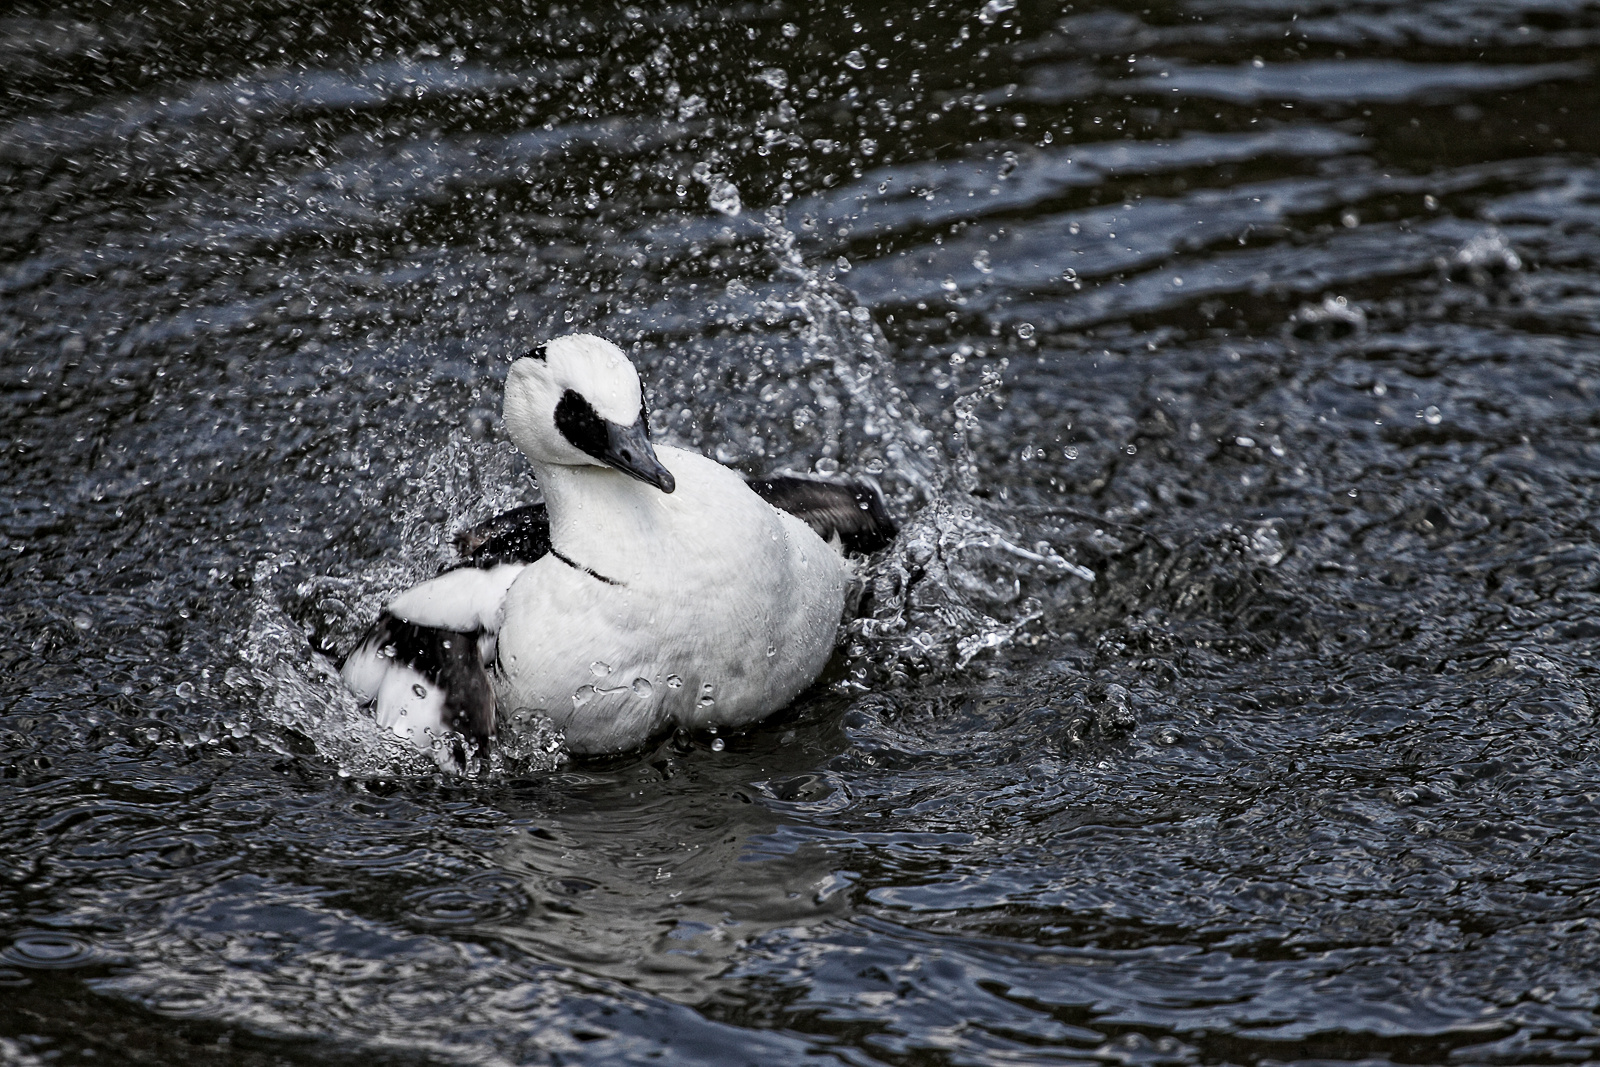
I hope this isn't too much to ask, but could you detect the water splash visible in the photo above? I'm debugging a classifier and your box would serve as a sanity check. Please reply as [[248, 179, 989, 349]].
[[742, 207, 1099, 678], [238, 555, 436, 778]]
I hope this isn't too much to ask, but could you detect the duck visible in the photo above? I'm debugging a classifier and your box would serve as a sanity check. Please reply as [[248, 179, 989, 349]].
[[340, 333, 896, 770]]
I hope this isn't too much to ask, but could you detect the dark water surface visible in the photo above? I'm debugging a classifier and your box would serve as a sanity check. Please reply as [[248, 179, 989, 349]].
[[6, 0, 1600, 1063]]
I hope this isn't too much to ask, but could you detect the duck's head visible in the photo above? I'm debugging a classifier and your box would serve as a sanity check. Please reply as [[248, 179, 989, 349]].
[[503, 334, 676, 493]]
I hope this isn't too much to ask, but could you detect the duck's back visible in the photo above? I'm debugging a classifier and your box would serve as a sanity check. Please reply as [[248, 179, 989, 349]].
[[496, 446, 847, 754]]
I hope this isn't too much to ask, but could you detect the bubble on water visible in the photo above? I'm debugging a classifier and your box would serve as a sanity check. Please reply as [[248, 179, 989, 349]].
[[757, 67, 788, 90], [632, 677, 653, 698], [1016, 322, 1035, 339]]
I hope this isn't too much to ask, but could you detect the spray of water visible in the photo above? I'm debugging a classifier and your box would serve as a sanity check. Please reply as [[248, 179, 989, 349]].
[[235, 134, 1100, 774]]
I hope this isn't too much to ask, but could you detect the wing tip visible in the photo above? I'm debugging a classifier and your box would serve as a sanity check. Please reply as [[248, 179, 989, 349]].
[[340, 612, 496, 773], [748, 474, 899, 554]]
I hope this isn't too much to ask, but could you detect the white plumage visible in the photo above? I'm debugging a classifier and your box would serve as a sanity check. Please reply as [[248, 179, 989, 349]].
[[341, 334, 891, 766]]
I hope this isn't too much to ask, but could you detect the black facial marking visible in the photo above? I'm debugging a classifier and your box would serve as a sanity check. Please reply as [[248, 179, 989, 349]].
[[554, 389, 610, 461], [524, 343, 548, 362]]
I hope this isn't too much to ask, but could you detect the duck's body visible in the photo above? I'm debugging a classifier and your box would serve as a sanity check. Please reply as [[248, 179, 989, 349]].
[[341, 335, 894, 767], [496, 444, 846, 753]]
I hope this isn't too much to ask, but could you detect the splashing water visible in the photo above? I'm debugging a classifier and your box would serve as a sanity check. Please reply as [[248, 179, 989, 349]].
[[237, 191, 1106, 770]]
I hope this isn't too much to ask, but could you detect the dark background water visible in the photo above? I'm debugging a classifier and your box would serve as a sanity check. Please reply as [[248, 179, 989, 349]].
[[6, 0, 1600, 1063]]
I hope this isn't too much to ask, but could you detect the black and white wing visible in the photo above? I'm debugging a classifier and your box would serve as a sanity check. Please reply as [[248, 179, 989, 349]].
[[746, 475, 898, 554], [341, 505, 552, 771]]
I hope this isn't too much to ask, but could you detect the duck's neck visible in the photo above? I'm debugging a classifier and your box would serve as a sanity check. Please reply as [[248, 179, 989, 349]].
[[534, 460, 670, 569]]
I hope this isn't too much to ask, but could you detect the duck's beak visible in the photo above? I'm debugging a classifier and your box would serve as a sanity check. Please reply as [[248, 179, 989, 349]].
[[601, 420, 676, 493]]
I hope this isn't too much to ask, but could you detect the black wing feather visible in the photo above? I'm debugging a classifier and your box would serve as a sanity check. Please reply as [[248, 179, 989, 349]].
[[344, 505, 552, 771], [746, 476, 898, 554], [453, 503, 553, 568], [348, 611, 496, 754]]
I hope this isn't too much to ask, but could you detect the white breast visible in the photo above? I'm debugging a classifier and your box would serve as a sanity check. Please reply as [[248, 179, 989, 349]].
[[495, 446, 848, 754]]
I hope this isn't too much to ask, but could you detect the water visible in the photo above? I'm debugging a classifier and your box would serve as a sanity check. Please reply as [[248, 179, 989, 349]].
[[5, 0, 1600, 1062]]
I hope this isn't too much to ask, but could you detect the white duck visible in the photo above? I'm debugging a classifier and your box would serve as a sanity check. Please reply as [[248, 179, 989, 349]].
[[341, 334, 895, 769]]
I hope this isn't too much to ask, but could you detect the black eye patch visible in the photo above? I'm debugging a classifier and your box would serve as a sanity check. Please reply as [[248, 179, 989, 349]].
[[554, 389, 610, 459]]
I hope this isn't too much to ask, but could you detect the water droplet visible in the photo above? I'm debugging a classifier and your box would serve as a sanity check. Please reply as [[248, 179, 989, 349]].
[[978, 0, 1016, 23], [767, 645, 777, 658], [412, 684, 427, 698], [1422, 405, 1442, 425], [573, 685, 596, 707], [757, 67, 788, 90], [174, 681, 196, 700], [590, 661, 612, 677], [698, 682, 716, 708], [836, 255, 852, 273], [666, 675, 684, 688], [707, 178, 742, 216], [972, 249, 992, 273], [1017, 322, 1035, 339], [710, 738, 726, 752], [842, 50, 866, 70], [632, 677, 653, 698]]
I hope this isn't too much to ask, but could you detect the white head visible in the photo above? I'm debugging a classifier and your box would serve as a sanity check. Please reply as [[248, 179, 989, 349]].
[[502, 334, 675, 492]]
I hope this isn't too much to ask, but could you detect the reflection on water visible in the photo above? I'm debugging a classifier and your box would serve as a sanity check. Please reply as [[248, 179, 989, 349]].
[[5, 0, 1600, 1062]]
